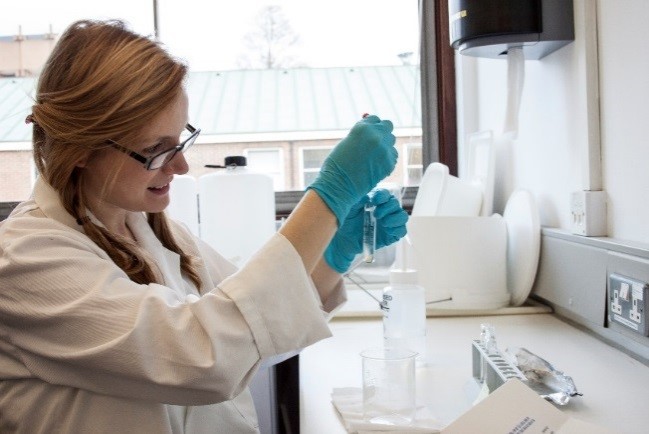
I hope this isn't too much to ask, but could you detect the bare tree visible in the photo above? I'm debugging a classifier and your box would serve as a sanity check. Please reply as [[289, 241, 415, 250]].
[[398, 52, 414, 65], [237, 5, 304, 69]]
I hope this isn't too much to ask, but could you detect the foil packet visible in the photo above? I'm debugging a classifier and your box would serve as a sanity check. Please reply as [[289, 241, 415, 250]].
[[505, 347, 582, 405]]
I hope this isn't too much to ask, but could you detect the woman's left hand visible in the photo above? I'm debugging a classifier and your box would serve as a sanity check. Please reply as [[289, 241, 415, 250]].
[[323, 189, 409, 273]]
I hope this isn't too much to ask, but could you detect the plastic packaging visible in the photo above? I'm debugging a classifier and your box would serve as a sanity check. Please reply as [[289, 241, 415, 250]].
[[506, 347, 582, 405], [381, 237, 426, 362], [198, 156, 275, 267]]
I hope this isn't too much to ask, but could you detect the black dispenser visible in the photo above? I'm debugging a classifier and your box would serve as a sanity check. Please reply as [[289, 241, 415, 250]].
[[448, 0, 574, 59]]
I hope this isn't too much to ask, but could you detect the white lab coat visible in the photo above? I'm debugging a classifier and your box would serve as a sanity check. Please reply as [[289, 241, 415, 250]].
[[0, 178, 346, 433]]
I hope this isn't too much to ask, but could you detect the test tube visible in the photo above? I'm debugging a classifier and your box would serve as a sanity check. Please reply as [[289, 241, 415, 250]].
[[363, 192, 377, 263], [360, 112, 376, 264], [479, 323, 497, 383]]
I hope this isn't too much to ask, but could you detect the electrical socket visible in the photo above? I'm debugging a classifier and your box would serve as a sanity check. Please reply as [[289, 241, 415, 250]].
[[608, 273, 648, 336], [570, 190, 607, 236]]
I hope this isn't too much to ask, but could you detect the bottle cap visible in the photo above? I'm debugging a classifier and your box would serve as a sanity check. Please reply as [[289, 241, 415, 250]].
[[389, 268, 419, 285], [224, 156, 247, 167]]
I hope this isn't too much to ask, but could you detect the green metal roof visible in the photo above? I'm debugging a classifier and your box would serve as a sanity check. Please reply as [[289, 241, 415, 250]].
[[0, 65, 421, 142]]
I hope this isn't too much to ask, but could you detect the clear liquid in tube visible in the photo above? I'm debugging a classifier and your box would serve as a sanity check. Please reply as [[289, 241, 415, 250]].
[[363, 203, 376, 263]]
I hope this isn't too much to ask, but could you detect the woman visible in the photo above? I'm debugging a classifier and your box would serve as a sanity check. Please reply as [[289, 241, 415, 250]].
[[0, 19, 408, 433]]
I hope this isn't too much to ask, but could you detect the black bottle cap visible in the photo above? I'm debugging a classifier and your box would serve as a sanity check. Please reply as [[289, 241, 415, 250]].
[[224, 156, 247, 167]]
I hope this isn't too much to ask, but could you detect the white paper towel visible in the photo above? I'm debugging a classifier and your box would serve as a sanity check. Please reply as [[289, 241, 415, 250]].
[[502, 47, 525, 139], [331, 387, 444, 433]]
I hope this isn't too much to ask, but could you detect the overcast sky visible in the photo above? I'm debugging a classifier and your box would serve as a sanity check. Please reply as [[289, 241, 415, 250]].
[[1, 0, 420, 71]]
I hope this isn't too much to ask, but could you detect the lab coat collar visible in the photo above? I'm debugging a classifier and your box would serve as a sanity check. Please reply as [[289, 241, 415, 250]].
[[126, 212, 188, 291], [33, 176, 82, 231]]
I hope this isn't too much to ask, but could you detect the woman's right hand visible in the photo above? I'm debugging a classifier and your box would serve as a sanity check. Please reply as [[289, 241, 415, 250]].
[[307, 115, 397, 226]]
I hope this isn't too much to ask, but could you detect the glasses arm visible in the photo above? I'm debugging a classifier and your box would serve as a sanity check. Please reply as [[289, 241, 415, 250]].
[[110, 142, 149, 165]]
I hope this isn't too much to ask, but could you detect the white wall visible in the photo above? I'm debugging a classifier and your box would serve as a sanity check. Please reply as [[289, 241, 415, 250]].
[[456, 0, 649, 245], [597, 0, 649, 243]]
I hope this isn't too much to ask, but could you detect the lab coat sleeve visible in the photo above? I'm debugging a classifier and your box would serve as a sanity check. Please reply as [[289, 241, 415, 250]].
[[191, 232, 341, 369], [0, 216, 332, 406], [191, 232, 347, 319], [193, 232, 334, 358]]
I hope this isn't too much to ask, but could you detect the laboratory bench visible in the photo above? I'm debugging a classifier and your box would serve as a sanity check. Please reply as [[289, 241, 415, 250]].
[[298, 289, 649, 434]]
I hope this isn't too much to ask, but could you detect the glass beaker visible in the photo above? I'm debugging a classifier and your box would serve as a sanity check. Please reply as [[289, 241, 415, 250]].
[[361, 347, 417, 425]]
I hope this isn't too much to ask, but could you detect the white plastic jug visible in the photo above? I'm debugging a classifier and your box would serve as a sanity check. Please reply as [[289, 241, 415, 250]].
[[167, 174, 199, 236], [198, 156, 275, 267]]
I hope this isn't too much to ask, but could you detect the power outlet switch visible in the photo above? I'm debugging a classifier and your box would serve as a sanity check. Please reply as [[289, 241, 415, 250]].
[[608, 273, 648, 336]]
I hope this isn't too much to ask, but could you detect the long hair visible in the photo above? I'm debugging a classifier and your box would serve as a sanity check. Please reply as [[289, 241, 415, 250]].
[[31, 19, 202, 289]]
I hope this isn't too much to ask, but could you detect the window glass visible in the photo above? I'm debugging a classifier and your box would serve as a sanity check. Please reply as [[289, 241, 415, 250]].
[[0, 1, 154, 37], [301, 147, 333, 189], [0, 0, 421, 201], [0, 1, 153, 202], [158, 0, 422, 192], [302, 148, 331, 170], [404, 142, 423, 185]]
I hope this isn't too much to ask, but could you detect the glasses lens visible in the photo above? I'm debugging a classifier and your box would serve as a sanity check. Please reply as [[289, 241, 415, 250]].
[[149, 148, 177, 170], [180, 127, 194, 142], [181, 132, 198, 153], [147, 127, 199, 170]]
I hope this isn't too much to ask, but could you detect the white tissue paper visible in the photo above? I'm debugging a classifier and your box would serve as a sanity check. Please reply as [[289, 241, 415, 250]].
[[331, 388, 444, 433], [502, 46, 525, 139]]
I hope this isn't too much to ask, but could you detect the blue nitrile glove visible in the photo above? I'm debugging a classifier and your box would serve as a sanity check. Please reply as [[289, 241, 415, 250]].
[[371, 189, 409, 249], [323, 196, 368, 273], [324, 189, 409, 273], [307, 115, 397, 227]]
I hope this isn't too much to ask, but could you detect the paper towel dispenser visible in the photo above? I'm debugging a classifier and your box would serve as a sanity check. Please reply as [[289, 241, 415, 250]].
[[448, 0, 574, 60]]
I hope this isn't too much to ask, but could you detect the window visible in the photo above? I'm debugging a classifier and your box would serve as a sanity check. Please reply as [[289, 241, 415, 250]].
[[403, 142, 423, 186], [157, 0, 424, 195], [1, 1, 456, 214], [300, 147, 333, 190]]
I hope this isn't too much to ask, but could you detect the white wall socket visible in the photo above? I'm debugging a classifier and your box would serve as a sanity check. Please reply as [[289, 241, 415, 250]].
[[570, 190, 607, 236]]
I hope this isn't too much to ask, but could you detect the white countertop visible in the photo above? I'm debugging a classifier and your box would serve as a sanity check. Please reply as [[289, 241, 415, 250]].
[[299, 313, 649, 434], [336, 285, 553, 318]]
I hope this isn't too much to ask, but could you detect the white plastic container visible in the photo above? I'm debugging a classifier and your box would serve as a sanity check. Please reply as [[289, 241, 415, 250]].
[[167, 174, 199, 236], [381, 239, 426, 363], [198, 156, 275, 267], [407, 215, 509, 308], [412, 162, 483, 217]]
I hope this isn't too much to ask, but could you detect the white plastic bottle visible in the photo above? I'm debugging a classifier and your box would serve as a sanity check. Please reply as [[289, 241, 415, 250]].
[[198, 156, 275, 267], [381, 238, 427, 363], [167, 174, 199, 236]]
